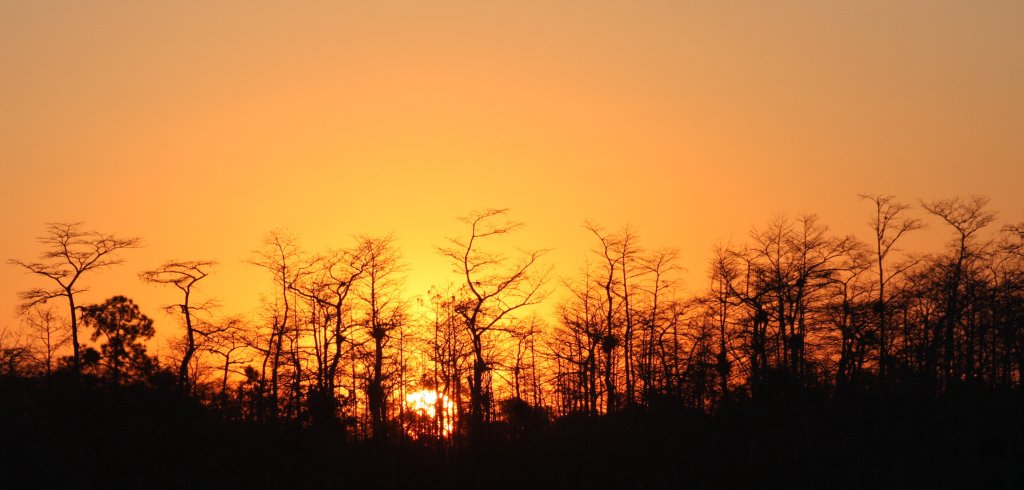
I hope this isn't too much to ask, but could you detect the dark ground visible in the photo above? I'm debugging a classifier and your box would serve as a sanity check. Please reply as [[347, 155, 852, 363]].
[[1, 376, 1021, 489]]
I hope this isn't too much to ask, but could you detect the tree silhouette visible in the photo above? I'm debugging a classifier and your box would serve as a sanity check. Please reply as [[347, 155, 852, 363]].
[[250, 230, 305, 421], [584, 222, 625, 413], [551, 262, 611, 415], [354, 235, 406, 442], [202, 316, 253, 412], [921, 195, 996, 387], [4, 198, 1024, 487], [9, 223, 140, 372], [861, 194, 923, 381], [423, 286, 473, 437], [438, 209, 550, 435], [23, 305, 69, 376], [81, 295, 156, 385], [140, 260, 216, 394], [0, 327, 30, 376], [290, 245, 364, 428]]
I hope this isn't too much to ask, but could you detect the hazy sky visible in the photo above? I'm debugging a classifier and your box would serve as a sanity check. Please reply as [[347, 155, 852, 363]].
[[2, 1, 1022, 341]]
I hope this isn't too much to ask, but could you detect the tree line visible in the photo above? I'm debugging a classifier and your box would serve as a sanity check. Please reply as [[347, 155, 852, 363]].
[[3, 195, 1024, 444]]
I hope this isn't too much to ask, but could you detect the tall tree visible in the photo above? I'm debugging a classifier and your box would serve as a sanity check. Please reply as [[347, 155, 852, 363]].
[[250, 230, 306, 420], [203, 317, 253, 411], [715, 245, 772, 395], [310, 248, 364, 411], [355, 235, 406, 441], [551, 263, 608, 415], [438, 209, 549, 434], [860, 194, 922, 381], [637, 247, 679, 404], [826, 245, 874, 390], [709, 246, 736, 400], [23, 305, 69, 377], [140, 260, 217, 394], [584, 222, 624, 413], [289, 252, 361, 428], [425, 286, 473, 437], [921, 195, 996, 386], [9, 223, 140, 372]]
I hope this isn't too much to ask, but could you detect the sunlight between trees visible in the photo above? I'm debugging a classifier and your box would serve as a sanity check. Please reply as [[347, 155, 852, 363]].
[[4, 197, 1024, 442]]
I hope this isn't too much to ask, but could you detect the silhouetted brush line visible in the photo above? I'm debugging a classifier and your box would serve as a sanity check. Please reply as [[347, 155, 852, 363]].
[[3, 201, 1024, 487]]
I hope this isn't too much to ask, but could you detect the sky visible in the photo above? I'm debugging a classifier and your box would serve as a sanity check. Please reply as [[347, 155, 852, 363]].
[[2, 0, 1023, 346]]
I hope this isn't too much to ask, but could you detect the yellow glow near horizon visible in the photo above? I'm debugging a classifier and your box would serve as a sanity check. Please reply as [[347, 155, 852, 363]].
[[405, 389, 456, 437], [1, 0, 1022, 346]]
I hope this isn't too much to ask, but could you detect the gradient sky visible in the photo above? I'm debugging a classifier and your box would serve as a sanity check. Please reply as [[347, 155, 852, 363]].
[[2, 1, 1023, 344]]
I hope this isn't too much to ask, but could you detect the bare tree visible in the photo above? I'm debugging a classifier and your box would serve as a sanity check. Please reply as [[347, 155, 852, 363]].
[[550, 263, 607, 415], [438, 209, 550, 434], [637, 247, 680, 404], [140, 260, 217, 394], [250, 230, 306, 420], [614, 226, 644, 406], [354, 235, 406, 441], [9, 223, 140, 371], [746, 214, 859, 380], [714, 245, 772, 394], [860, 194, 922, 380], [1004, 222, 1024, 260], [424, 286, 473, 437], [826, 244, 874, 390], [709, 246, 736, 400], [23, 305, 70, 376], [203, 317, 254, 411], [310, 248, 364, 405], [584, 222, 624, 413], [921, 195, 996, 386], [509, 316, 544, 406]]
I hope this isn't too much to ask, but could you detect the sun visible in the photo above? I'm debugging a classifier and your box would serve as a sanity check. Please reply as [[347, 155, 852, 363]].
[[405, 389, 456, 438]]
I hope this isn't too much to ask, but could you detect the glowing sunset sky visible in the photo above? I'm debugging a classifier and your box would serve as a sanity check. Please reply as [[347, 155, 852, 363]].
[[2, 1, 1022, 338]]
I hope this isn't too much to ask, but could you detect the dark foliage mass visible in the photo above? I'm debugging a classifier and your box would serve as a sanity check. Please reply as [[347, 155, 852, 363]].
[[3, 198, 1024, 487]]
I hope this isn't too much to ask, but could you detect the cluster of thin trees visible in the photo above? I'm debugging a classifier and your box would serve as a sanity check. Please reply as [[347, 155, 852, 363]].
[[4, 196, 1024, 441], [550, 195, 1024, 417]]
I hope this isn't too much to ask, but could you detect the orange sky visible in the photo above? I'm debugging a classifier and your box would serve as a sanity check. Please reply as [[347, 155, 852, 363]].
[[2, 1, 1023, 346]]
